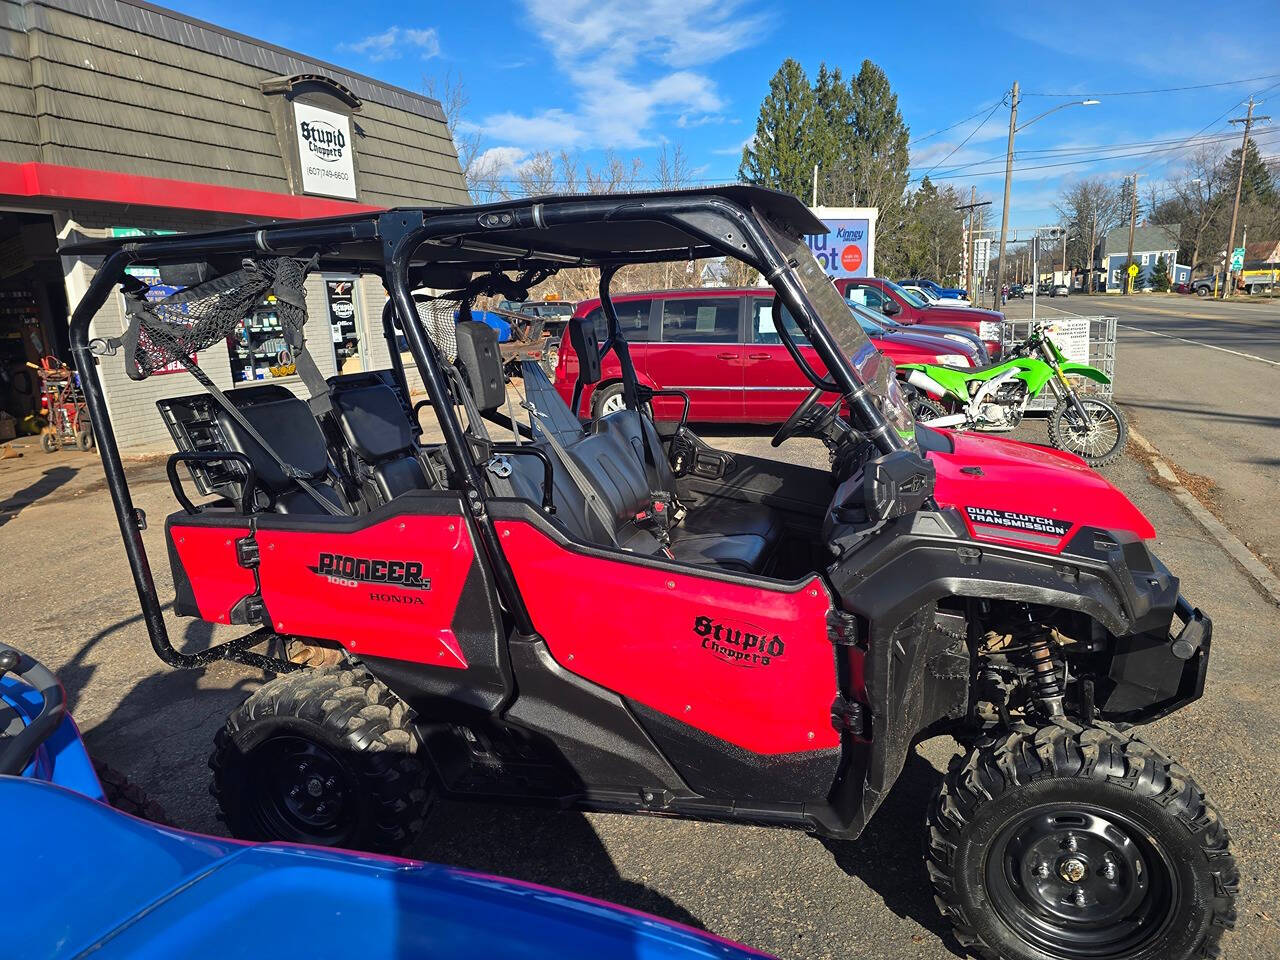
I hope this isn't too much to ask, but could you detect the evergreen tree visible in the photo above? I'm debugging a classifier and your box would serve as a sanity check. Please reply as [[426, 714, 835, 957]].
[[1219, 138, 1279, 208], [739, 59, 823, 199], [1151, 254, 1171, 292]]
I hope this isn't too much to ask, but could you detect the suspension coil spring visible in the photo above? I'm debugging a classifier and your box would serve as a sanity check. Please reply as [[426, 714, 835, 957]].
[[1026, 633, 1065, 718]]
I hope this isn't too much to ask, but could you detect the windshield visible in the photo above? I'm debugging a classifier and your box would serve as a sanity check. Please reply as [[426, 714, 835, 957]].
[[883, 279, 927, 308], [910, 285, 938, 302], [761, 218, 917, 443]]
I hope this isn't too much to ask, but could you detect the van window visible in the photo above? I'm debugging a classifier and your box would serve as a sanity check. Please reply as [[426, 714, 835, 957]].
[[751, 299, 809, 345], [585, 300, 652, 342], [845, 284, 887, 311], [659, 298, 739, 343]]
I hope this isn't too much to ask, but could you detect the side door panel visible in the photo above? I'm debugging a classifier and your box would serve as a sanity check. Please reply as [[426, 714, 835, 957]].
[[742, 297, 819, 421], [644, 297, 744, 421]]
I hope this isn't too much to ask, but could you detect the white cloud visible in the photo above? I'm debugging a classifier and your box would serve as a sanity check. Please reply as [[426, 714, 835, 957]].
[[712, 134, 754, 156], [340, 26, 440, 62], [475, 0, 770, 150]]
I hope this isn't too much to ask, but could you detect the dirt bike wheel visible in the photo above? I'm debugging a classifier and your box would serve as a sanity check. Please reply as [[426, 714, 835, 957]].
[[40, 431, 59, 453], [210, 665, 430, 854], [927, 724, 1237, 960], [1048, 396, 1127, 466], [911, 395, 946, 423], [93, 760, 172, 824]]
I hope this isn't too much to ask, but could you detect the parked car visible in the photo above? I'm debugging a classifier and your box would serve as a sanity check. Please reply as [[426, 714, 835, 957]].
[[899, 283, 973, 308], [1189, 275, 1223, 297], [1050, 283, 1069, 297], [556, 288, 979, 422], [3, 641, 768, 960], [900, 277, 968, 300], [837, 277, 1005, 357]]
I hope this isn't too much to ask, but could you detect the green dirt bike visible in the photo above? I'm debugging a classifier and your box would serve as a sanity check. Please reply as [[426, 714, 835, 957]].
[[897, 321, 1128, 466]]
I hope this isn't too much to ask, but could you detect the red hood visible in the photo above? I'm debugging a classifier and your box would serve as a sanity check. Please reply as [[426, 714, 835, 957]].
[[928, 431, 1154, 552], [874, 329, 979, 361], [919, 306, 1003, 323]]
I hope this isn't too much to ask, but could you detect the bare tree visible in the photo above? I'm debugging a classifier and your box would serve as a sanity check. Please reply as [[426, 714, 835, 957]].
[[1056, 178, 1125, 293], [422, 68, 497, 202]]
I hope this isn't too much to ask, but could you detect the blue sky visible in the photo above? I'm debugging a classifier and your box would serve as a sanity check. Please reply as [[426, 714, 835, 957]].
[[166, 0, 1279, 232]]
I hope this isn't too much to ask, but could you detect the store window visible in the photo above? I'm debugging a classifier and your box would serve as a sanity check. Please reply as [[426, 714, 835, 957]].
[[227, 292, 296, 383]]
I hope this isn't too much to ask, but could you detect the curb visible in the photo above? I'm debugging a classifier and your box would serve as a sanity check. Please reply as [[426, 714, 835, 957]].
[[1129, 427, 1280, 607]]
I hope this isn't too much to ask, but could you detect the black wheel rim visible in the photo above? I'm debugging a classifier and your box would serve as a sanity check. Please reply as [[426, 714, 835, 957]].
[[1060, 400, 1121, 461], [985, 803, 1177, 957], [245, 735, 361, 845]]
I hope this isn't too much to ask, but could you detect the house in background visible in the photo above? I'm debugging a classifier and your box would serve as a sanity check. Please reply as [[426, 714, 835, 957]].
[[1098, 224, 1191, 291]]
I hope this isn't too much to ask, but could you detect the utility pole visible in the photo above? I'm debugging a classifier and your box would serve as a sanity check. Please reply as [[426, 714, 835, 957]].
[[1125, 173, 1140, 294], [994, 81, 1019, 306], [1224, 97, 1268, 299], [955, 189, 991, 300]]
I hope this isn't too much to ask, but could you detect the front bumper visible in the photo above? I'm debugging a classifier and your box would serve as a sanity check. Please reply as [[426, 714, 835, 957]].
[[1102, 592, 1212, 723]]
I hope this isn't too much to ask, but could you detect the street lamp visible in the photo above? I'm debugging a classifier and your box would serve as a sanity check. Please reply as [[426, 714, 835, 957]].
[[994, 88, 1100, 306]]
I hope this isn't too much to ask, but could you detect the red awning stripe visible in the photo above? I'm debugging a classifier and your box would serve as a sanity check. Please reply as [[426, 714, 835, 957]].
[[0, 161, 385, 220]]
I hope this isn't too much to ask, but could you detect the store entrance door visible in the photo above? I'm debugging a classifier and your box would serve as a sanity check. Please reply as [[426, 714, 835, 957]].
[[324, 276, 364, 375], [0, 213, 69, 432]]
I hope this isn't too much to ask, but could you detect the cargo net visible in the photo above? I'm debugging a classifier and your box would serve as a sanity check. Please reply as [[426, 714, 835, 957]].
[[412, 292, 462, 363], [120, 257, 312, 381]]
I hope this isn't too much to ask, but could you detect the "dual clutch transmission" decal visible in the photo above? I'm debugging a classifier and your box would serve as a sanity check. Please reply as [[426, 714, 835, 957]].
[[965, 506, 1072, 543]]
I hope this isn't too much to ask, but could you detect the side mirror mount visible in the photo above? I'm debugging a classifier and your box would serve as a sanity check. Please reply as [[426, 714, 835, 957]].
[[862, 450, 934, 522]]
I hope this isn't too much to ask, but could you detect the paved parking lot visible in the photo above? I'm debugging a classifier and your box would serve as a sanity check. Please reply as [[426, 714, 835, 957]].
[[2, 408, 1279, 958]]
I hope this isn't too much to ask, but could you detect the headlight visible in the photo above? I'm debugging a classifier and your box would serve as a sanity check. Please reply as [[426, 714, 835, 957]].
[[942, 333, 970, 345], [938, 353, 971, 368], [979, 321, 1002, 340]]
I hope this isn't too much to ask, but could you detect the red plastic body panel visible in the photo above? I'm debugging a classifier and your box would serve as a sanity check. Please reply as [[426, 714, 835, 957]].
[[497, 520, 840, 755], [931, 431, 1156, 553], [254, 515, 476, 668], [168, 523, 255, 623]]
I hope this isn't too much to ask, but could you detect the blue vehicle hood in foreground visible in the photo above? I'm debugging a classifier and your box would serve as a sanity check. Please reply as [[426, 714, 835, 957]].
[[8, 778, 768, 960]]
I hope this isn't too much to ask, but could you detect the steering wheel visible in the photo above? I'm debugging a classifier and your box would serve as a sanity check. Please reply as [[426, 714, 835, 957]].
[[771, 385, 841, 447]]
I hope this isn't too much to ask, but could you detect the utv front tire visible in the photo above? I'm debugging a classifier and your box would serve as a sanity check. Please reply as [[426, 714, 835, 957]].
[[928, 724, 1237, 960], [210, 666, 430, 854]]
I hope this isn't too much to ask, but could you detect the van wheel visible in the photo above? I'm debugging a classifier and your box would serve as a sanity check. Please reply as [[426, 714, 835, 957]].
[[592, 383, 627, 418], [928, 724, 1237, 960], [210, 666, 430, 854]]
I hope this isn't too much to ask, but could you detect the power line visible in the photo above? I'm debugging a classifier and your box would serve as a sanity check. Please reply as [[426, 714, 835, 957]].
[[1022, 73, 1280, 98], [907, 95, 1007, 147], [909, 127, 1280, 183], [916, 96, 1009, 181]]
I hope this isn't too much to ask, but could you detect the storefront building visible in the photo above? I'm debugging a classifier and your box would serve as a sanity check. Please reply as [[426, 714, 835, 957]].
[[1, 0, 467, 447]]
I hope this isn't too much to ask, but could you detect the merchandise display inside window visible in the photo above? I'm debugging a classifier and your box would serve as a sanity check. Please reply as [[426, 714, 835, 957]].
[[227, 294, 297, 382]]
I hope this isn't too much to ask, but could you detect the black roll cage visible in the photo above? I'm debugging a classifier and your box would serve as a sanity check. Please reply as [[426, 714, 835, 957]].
[[63, 189, 901, 674]]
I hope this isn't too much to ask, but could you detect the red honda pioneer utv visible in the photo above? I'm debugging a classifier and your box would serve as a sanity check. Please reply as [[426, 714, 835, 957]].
[[64, 187, 1235, 960]]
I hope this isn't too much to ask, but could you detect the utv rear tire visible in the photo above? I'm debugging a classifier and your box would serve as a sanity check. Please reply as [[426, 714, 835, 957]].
[[927, 724, 1237, 960], [210, 666, 430, 854]]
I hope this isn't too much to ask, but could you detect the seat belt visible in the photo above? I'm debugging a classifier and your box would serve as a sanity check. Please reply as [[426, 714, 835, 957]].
[[521, 398, 625, 550], [127, 301, 345, 518], [271, 276, 333, 418]]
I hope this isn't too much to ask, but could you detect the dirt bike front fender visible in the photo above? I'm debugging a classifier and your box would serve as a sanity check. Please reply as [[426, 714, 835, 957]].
[[1057, 362, 1112, 385]]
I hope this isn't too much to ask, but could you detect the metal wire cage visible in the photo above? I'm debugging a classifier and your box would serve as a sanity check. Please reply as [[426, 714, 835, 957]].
[[1000, 315, 1117, 410]]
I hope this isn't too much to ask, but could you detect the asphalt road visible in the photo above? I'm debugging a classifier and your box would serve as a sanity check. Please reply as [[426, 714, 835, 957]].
[[1002, 293, 1280, 578], [2, 414, 1278, 958]]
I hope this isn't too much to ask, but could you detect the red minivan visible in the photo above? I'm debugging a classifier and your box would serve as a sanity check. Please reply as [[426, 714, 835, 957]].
[[553, 288, 978, 423]]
